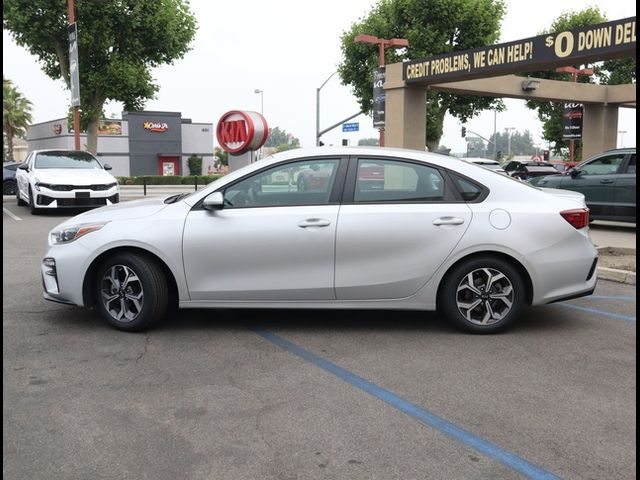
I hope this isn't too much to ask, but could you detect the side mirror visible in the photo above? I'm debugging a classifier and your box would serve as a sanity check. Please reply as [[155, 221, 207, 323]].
[[18, 164, 29, 171], [569, 168, 580, 177], [103, 164, 113, 170], [203, 191, 224, 211]]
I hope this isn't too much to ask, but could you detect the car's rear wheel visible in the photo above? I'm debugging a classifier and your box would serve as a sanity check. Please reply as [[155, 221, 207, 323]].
[[4, 179, 17, 196], [94, 253, 168, 332], [439, 256, 525, 334]]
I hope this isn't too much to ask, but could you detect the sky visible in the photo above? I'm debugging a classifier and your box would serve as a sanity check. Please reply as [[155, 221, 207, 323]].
[[2, 0, 636, 154]]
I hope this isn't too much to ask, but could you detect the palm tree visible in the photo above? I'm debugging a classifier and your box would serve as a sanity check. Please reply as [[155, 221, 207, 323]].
[[3, 77, 33, 161]]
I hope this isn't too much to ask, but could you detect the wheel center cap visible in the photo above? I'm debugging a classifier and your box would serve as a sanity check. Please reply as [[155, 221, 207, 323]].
[[481, 293, 490, 300]]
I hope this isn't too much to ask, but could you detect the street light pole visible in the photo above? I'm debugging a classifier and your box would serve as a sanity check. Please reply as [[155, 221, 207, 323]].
[[354, 34, 409, 147], [618, 130, 627, 148], [316, 72, 337, 146], [254, 89, 264, 159], [254, 89, 263, 115], [505, 127, 515, 158]]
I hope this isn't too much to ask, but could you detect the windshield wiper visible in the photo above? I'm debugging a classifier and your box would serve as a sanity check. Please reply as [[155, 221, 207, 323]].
[[164, 193, 190, 204]]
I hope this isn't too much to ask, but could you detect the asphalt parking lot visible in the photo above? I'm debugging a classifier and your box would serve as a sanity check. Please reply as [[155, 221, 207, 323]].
[[3, 203, 636, 480]]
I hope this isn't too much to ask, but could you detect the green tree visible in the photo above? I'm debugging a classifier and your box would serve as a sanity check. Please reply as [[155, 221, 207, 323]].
[[3, 77, 33, 161], [187, 154, 202, 176], [339, 0, 506, 151], [3, 0, 196, 155], [214, 147, 228, 167], [488, 129, 536, 158], [524, 7, 635, 160], [265, 127, 300, 151]]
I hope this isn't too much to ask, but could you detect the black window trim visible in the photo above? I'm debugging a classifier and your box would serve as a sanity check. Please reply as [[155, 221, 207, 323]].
[[342, 155, 482, 205], [192, 155, 349, 211]]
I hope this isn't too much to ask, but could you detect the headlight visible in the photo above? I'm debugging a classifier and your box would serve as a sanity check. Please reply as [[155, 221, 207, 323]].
[[106, 182, 118, 189], [34, 178, 49, 191], [50, 223, 107, 244]]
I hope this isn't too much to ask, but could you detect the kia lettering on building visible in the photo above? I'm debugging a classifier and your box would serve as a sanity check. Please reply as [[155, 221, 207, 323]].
[[143, 121, 169, 133]]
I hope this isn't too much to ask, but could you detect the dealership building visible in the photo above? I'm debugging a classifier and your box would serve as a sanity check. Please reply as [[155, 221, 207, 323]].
[[27, 111, 215, 177]]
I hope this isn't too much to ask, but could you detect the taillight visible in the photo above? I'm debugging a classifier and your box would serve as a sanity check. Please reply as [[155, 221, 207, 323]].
[[560, 208, 589, 229]]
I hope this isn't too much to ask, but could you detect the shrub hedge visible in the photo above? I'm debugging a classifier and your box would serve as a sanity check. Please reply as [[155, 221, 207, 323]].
[[115, 175, 223, 186]]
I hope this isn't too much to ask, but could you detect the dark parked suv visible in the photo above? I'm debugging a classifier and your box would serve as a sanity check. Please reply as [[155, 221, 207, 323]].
[[529, 148, 636, 223]]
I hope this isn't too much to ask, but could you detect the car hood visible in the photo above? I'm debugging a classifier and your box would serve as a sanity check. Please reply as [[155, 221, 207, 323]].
[[55, 197, 171, 228], [32, 168, 116, 184], [539, 187, 587, 208]]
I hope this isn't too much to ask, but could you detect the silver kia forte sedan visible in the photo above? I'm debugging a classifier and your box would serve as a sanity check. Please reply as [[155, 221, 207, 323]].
[[42, 147, 598, 333]]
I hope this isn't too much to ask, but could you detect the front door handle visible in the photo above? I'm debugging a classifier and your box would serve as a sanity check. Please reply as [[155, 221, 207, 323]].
[[599, 179, 615, 184], [433, 216, 465, 226], [298, 218, 331, 228]]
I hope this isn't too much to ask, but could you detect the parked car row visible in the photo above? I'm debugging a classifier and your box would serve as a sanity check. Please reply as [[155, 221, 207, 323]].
[[528, 148, 635, 223]]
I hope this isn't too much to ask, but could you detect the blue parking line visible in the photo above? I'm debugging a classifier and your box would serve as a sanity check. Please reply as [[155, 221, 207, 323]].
[[586, 295, 636, 302], [251, 327, 562, 480], [560, 303, 636, 322]]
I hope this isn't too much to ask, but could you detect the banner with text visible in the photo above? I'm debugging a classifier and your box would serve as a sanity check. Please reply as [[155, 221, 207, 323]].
[[373, 67, 386, 127], [562, 103, 584, 139], [404, 17, 636, 84]]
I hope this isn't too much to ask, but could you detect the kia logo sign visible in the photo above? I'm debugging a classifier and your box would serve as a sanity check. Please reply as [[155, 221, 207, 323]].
[[216, 110, 268, 154], [53, 124, 62, 135], [143, 121, 169, 132]]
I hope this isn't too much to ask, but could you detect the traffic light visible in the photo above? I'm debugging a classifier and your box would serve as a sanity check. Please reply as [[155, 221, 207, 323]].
[[461, 126, 466, 138], [543, 149, 550, 161]]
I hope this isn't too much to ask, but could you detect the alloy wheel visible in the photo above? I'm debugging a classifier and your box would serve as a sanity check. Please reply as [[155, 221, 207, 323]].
[[100, 265, 144, 322], [455, 267, 514, 326]]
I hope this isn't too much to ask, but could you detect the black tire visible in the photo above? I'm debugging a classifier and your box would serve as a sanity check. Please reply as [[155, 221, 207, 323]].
[[28, 187, 39, 214], [439, 256, 525, 334], [4, 179, 17, 196], [16, 184, 27, 206], [94, 253, 168, 332]]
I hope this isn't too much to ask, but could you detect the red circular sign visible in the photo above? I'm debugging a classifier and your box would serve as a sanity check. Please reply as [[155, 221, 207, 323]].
[[531, 154, 542, 161], [216, 110, 268, 154]]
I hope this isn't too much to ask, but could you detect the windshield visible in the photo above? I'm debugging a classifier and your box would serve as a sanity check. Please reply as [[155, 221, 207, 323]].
[[35, 151, 103, 169]]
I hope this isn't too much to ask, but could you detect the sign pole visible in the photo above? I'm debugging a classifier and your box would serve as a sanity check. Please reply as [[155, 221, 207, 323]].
[[67, 0, 81, 150]]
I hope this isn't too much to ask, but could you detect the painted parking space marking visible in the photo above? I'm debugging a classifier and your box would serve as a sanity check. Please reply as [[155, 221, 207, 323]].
[[560, 303, 636, 322], [252, 327, 561, 480], [584, 295, 636, 302], [3, 207, 22, 221]]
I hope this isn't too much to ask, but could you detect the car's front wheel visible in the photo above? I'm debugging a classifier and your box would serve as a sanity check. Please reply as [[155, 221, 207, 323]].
[[439, 256, 525, 334], [15, 184, 27, 206], [28, 187, 39, 214], [94, 253, 168, 332]]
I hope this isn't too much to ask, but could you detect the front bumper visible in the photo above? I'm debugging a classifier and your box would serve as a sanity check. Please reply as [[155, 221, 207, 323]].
[[34, 186, 119, 209]]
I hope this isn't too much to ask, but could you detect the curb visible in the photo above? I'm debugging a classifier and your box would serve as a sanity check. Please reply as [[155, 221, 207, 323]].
[[597, 266, 636, 285]]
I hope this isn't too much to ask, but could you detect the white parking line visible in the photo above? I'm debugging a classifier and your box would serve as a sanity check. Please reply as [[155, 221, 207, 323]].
[[3, 207, 22, 221]]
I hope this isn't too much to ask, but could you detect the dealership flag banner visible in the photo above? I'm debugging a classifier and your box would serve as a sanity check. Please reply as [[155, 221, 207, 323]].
[[562, 103, 584, 139]]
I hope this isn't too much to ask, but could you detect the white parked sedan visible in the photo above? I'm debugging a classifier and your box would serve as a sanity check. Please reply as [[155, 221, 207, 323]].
[[16, 149, 119, 214], [42, 147, 598, 333]]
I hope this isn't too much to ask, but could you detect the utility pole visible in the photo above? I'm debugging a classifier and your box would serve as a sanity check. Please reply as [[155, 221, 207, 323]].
[[67, 0, 81, 150], [556, 66, 593, 163], [354, 34, 409, 147], [505, 127, 515, 158]]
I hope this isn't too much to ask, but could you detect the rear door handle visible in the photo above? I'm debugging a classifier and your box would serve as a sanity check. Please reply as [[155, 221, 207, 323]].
[[298, 218, 331, 228], [433, 216, 465, 226], [599, 179, 615, 184]]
